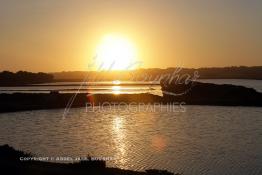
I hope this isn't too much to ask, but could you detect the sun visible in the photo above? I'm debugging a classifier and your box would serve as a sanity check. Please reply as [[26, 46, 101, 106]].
[[96, 34, 138, 70]]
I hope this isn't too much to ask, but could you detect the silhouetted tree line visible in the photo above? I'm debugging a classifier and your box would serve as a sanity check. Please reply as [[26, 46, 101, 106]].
[[195, 66, 262, 79], [132, 66, 262, 80], [0, 71, 54, 86], [52, 66, 262, 81]]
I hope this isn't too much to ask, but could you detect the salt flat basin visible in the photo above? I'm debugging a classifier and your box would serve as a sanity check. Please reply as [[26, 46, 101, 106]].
[[0, 105, 261, 175]]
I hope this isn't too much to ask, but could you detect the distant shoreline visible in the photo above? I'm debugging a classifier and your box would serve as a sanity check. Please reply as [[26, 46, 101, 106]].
[[1, 78, 262, 87], [2, 66, 262, 87], [1, 73, 262, 113], [52, 66, 262, 81]]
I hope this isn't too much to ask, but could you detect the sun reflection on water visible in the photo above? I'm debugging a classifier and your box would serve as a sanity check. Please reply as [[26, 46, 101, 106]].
[[151, 134, 167, 152], [112, 86, 121, 95], [112, 80, 121, 85], [112, 116, 127, 167]]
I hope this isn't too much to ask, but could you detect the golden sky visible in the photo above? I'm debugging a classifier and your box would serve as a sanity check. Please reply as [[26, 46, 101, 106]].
[[0, 0, 262, 72]]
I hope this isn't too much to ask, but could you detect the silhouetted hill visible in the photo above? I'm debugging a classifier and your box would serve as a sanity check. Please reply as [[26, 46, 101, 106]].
[[160, 79, 262, 106], [0, 71, 53, 86], [0, 93, 162, 113], [1, 67, 262, 85], [52, 66, 262, 81]]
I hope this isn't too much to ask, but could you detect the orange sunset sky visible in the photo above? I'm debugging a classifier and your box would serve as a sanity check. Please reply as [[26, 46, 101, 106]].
[[0, 0, 262, 72]]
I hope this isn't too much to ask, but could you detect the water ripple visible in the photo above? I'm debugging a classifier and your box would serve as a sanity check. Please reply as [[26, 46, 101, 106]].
[[0, 106, 262, 175]]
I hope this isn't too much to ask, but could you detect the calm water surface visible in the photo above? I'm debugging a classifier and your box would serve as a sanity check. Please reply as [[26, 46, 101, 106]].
[[1, 79, 262, 95], [0, 81, 161, 95], [0, 106, 261, 175]]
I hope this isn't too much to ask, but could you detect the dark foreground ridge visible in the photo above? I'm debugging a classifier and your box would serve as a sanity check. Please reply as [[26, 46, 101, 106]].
[[0, 145, 176, 175], [0, 71, 53, 86], [161, 80, 262, 106], [0, 93, 162, 113], [0, 81, 262, 113]]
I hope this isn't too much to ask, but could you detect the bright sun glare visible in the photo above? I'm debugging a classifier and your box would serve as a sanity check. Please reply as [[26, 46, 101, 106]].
[[96, 34, 137, 70]]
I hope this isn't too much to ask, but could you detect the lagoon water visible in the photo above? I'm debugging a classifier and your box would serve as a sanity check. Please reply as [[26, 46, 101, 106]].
[[0, 81, 162, 95], [0, 106, 261, 175], [1, 79, 262, 95]]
